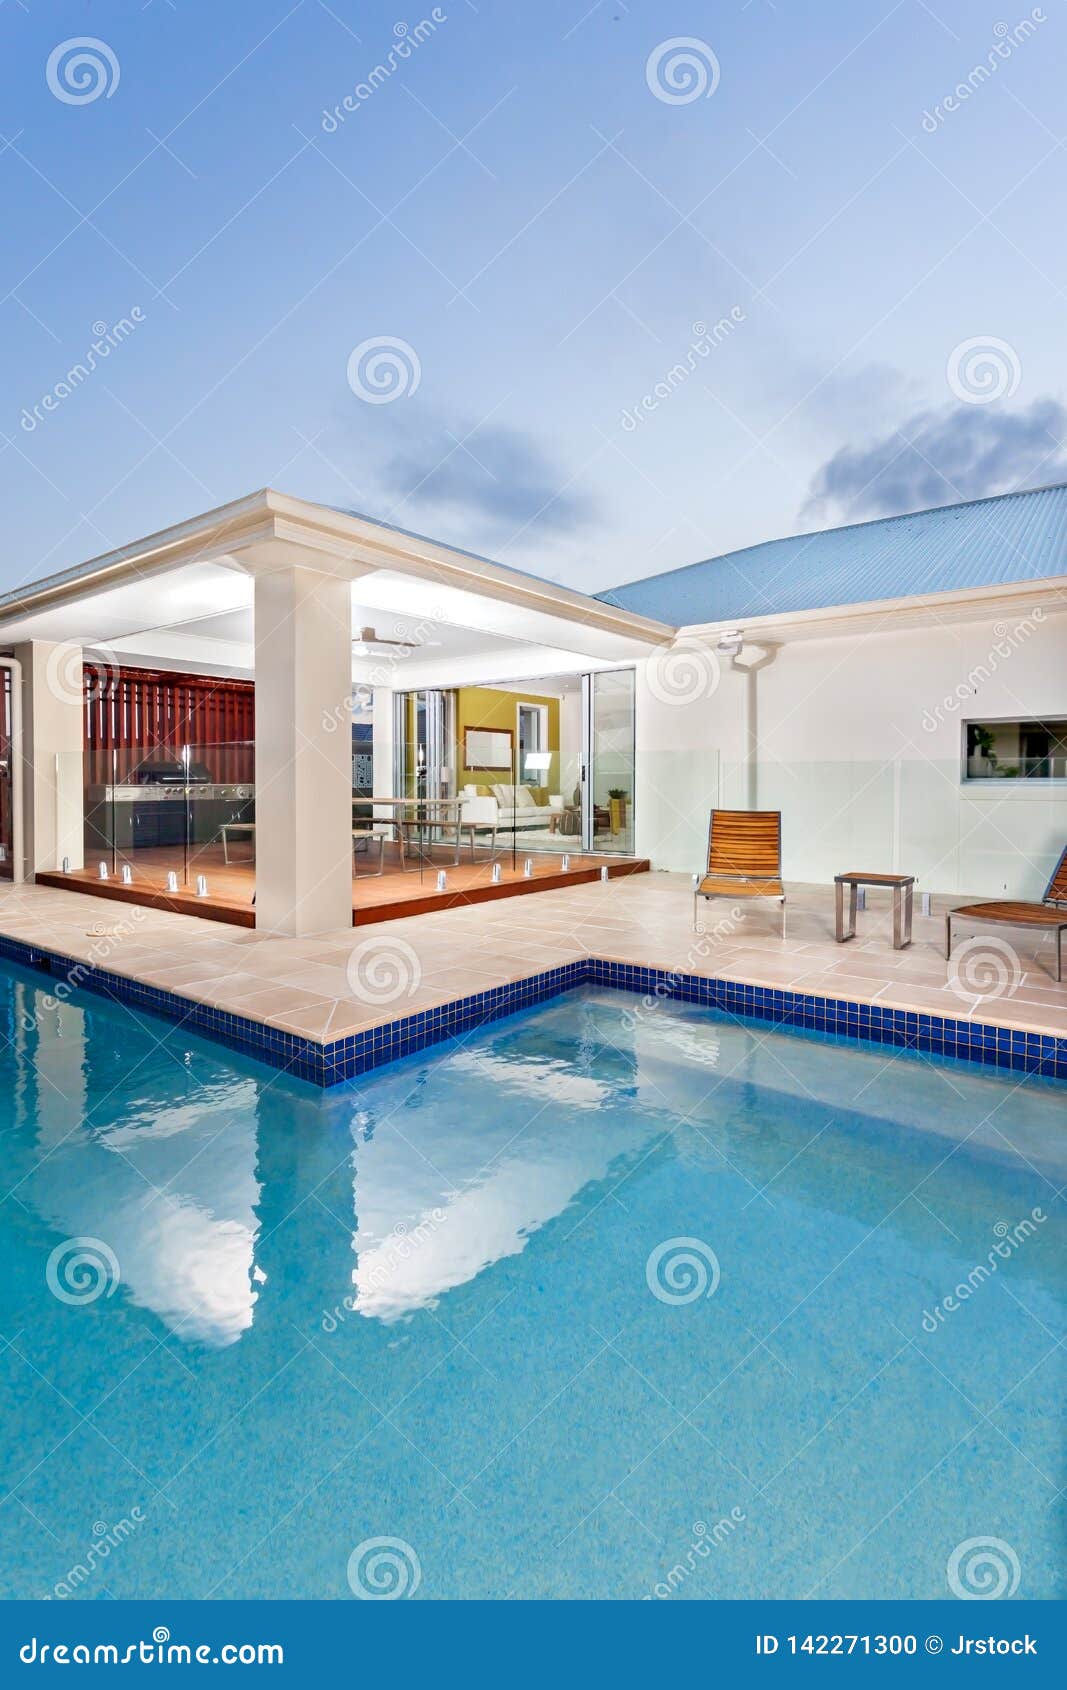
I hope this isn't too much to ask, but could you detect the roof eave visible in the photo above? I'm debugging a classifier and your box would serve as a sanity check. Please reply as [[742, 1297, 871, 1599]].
[[677, 576, 1067, 643]]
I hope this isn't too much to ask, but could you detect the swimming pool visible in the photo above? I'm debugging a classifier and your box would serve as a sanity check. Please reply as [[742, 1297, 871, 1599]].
[[1, 958, 1063, 1600]]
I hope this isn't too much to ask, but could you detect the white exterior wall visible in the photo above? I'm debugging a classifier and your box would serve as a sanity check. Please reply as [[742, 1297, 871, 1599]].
[[635, 609, 1067, 897]]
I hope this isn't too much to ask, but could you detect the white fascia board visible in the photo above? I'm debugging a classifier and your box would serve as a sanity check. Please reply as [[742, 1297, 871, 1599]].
[[677, 575, 1067, 644]]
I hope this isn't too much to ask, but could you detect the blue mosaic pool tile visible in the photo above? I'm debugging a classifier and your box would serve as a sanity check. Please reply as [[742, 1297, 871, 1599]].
[[1, 930, 1064, 1087]]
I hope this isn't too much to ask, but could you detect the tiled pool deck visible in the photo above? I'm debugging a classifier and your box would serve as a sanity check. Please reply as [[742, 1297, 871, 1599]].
[[1, 876, 1065, 1084]]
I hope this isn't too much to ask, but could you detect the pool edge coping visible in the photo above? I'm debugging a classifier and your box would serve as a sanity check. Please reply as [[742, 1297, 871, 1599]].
[[2, 931, 1065, 1088]]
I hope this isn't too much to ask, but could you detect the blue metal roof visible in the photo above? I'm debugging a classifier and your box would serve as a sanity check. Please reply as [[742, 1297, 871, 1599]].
[[596, 484, 1067, 625]]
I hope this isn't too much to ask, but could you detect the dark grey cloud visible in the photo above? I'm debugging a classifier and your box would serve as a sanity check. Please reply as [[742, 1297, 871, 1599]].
[[803, 398, 1067, 526], [375, 416, 599, 542]]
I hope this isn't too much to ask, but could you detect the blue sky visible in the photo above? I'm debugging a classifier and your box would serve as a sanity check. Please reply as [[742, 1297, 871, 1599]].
[[2, 0, 1065, 596]]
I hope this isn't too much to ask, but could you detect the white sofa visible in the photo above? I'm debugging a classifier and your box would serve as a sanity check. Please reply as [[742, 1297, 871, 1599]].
[[461, 784, 554, 831]]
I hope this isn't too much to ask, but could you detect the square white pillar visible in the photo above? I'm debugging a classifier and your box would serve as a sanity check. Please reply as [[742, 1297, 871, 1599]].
[[254, 567, 353, 935], [12, 640, 85, 876]]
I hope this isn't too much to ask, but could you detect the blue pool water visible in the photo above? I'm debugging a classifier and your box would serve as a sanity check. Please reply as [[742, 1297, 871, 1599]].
[[1, 959, 1064, 1601]]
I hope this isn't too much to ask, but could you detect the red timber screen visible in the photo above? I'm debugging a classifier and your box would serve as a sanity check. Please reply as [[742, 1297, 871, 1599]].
[[84, 665, 255, 784]]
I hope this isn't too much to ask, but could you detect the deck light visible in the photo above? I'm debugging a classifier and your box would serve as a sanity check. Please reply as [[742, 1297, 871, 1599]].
[[561, 855, 570, 872], [436, 870, 447, 891], [166, 871, 179, 893], [195, 874, 209, 898], [491, 863, 502, 884], [61, 856, 71, 874], [121, 865, 133, 885], [98, 862, 109, 881], [523, 858, 533, 878], [601, 866, 610, 882]]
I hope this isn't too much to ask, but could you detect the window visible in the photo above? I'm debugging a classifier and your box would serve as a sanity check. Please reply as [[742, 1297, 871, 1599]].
[[964, 717, 1067, 782]]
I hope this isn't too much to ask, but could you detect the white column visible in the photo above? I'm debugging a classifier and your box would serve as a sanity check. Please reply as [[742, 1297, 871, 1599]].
[[12, 640, 85, 875], [254, 567, 353, 935], [371, 686, 394, 800]]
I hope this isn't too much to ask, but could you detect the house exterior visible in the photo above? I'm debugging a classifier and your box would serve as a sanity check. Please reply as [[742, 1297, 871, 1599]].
[[0, 483, 1064, 933]]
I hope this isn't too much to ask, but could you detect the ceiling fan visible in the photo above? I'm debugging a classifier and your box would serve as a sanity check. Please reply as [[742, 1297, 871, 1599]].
[[352, 624, 440, 655]]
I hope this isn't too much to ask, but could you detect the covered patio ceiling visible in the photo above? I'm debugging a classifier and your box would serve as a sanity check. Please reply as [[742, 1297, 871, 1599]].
[[0, 489, 674, 685]]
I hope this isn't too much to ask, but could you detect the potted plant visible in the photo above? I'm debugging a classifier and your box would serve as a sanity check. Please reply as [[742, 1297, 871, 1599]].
[[607, 787, 628, 831]]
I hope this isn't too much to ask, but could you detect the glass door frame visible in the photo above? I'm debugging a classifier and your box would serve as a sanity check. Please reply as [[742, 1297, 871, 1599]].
[[582, 667, 637, 856]]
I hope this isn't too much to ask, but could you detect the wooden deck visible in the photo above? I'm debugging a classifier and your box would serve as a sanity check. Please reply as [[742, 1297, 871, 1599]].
[[37, 842, 650, 928]]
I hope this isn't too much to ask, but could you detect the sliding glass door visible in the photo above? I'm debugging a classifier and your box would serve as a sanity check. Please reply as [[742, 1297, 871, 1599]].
[[585, 669, 636, 855]]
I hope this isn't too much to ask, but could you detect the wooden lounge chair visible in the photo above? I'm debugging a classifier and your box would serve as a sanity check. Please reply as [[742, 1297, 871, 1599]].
[[694, 809, 785, 933], [947, 845, 1067, 982]]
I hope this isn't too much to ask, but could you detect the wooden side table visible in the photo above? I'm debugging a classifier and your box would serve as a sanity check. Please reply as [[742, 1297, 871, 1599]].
[[835, 872, 915, 949]]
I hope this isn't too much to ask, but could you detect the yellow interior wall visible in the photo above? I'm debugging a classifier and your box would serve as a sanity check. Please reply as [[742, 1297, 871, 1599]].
[[456, 687, 561, 794]]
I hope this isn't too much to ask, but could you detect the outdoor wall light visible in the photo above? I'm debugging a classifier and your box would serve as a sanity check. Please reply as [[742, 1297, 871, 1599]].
[[195, 874, 209, 898], [716, 629, 744, 657], [166, 871, 179, 893]]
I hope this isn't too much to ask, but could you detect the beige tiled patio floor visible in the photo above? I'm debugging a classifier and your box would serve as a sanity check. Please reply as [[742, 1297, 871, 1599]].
[[1, 873, 1065, 1046]]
